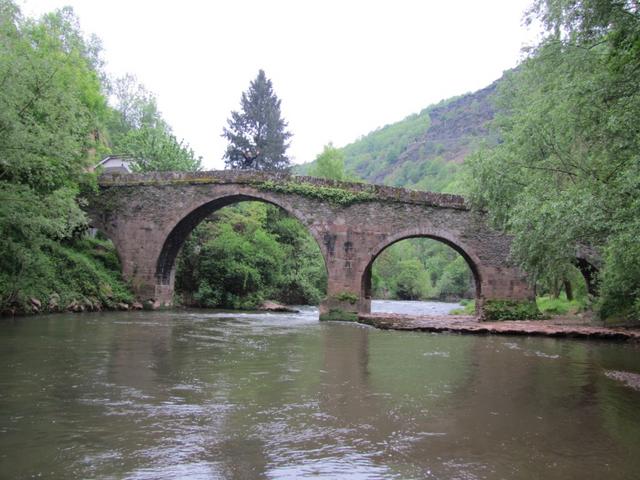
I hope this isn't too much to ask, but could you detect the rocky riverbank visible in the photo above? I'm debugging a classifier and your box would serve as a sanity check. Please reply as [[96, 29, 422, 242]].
[[358, 313, 640, 341], [1, 297, 149, 316]]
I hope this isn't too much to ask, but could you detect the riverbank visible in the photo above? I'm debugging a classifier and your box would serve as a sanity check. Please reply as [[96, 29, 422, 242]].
[[358, 313, 640, 341]]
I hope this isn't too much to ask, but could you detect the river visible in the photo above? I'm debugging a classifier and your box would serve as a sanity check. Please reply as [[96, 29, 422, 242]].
[[1, 301, 640, 479]]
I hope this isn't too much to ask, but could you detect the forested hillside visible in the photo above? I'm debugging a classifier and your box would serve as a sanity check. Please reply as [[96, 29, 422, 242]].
[[345, 81, 498, 192], [299, 79, 499, 194]]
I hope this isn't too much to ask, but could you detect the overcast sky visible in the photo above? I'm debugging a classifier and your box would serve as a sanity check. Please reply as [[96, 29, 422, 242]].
[[20, 0, 537, 169]]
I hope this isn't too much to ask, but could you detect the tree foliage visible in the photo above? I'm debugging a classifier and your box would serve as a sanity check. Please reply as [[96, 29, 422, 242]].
[[0, 1, 131, 312], [308, 143, 350, 181], [372, 239, 475, 301], [0, 1, 200, 313], [0, 3, 106, 191], [175, 202, 326, 309], [118, 125, 202, 172], [222, 70, 292, 171], [105, 74, 201, 172], [466, 0, 640, 321]]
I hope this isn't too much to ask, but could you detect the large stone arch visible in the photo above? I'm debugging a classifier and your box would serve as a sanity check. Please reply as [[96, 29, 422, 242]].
[[359, 227, 484, 315], [153, 189, 330, 305]]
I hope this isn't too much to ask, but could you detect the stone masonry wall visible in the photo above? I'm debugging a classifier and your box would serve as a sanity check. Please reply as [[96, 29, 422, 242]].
[[88, 170, 534, 320]]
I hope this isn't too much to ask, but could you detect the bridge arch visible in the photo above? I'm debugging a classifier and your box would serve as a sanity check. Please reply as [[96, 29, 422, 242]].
[[154, 190, 329, 302], [360, 227, 484, 314]]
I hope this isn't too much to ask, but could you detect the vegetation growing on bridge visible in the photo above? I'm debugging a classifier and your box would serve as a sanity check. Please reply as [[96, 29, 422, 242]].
[[480, 300, 543, 321], [257, 180, 376, 206], [334, 292, 359, 305], [319, 309, 359, 322]]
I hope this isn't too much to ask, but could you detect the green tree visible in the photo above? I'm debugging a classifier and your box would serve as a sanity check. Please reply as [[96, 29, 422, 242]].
[[0, 1, 131, 312], [194, 222, 284, 309], [394, 259, 432, 300], [309, 143, 348, 180], [264, 207, 326, 304], [436, 256, 473, 300], [106, 74, 201, 172], [371, 239, 473, 301], [0, 3, 107, 191], [119, 126, 202, 172], [466, 0, 640, 321], [222, 70, 292, 171], [107, 74, 164, 137]]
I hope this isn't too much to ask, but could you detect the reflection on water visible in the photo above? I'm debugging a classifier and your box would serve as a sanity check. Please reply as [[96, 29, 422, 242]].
[[1, 304, 640, 479]]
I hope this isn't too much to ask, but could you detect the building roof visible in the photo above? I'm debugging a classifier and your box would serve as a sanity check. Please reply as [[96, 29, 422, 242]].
[[95, 155, 133, 173]]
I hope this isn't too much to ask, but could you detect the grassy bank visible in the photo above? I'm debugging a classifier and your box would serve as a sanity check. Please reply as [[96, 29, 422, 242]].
[[1, 236, 133, 316], [450, 295, 586, 317]]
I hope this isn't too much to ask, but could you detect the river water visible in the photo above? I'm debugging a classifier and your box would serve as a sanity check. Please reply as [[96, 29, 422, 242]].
[[1, 301, 640, 479]]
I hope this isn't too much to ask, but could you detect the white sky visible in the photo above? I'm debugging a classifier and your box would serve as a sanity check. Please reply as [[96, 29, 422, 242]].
[[20, 0, 537, 169]]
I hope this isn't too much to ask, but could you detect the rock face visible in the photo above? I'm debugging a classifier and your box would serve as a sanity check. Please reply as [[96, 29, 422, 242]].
[[88, 170, 535, 320], [48, 294, 59, 311], [258, 301, 300, 313], [400, 82, 497, 166]]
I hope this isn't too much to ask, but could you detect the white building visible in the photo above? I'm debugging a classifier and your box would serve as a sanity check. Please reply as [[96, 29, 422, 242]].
[[94, 155, 133, 173]]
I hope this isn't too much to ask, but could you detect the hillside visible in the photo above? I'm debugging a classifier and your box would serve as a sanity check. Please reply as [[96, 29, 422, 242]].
[[299, 78, 500, 193]]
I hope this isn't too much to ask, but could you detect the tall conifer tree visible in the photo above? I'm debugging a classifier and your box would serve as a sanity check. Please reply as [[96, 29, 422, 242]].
[[222, 70, 292, 171]]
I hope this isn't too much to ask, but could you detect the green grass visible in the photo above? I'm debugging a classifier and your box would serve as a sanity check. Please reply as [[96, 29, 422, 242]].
[[319, 309, 358, 322], [536, 294, 585, 315], [1, 235, 133, 315], [449, 295, 586, 317], [449, 298, 475, 315]]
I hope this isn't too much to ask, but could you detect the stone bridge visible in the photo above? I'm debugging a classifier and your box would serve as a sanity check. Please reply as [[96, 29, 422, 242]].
[[88, 170, 536, 320]]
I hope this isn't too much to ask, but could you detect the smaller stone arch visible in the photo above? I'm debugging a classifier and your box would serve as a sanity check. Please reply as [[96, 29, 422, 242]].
[[154, 191, 330, 305], [573, 245, 601, 297], [360, 227, 485, 315], [574, 257, 599, 297], [85, 215, 127, 272]]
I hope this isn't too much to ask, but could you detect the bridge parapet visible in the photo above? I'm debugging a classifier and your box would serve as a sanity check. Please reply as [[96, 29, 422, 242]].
[[98, 170, 468, 210]]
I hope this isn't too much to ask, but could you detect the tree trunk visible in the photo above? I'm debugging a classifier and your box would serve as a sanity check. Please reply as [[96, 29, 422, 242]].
[[563, 279, 574, 301]]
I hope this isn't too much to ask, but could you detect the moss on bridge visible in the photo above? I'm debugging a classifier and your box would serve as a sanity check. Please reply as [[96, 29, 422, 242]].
[[257, 180, 376, 206], [97, 170, 469, 209]]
